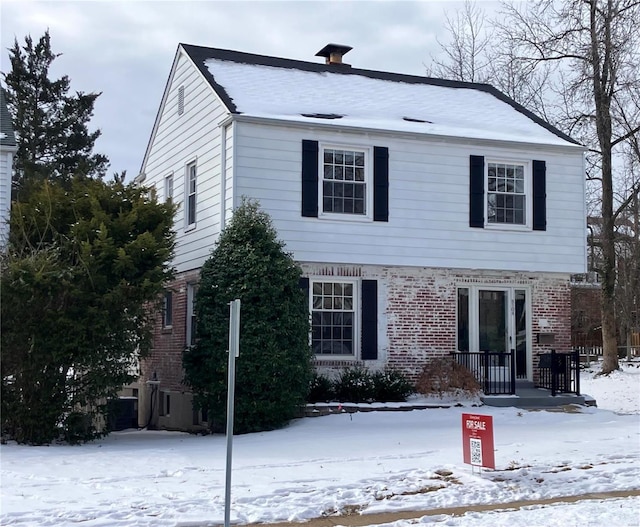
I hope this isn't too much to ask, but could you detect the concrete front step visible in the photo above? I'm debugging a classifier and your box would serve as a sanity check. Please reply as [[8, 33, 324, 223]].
[[482, 385, 590, 408]]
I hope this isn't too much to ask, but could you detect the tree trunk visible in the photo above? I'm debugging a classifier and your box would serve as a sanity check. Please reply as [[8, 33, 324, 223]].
[[590, 0, 619, 374]]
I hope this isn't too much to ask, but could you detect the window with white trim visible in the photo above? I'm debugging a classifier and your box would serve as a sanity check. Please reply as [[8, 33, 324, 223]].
[[164, 174, 173, 203], [162, 291, 173, 328], [186, 161, 197, 228], [321, 146, 371, 217], [311, 280, 357, 356], [486, 161, 529, 226], [186, 283, 198, 347]]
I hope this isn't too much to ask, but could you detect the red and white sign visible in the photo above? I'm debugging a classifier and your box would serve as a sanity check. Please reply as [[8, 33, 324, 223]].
[[462, 413, 495, 469]]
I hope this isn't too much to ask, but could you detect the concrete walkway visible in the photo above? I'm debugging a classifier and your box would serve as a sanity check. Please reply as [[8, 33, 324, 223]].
[[211, 489, 640, 527]]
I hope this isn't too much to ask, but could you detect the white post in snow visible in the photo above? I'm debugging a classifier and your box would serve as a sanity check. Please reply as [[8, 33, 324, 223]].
[[224, 299, 241, 527]]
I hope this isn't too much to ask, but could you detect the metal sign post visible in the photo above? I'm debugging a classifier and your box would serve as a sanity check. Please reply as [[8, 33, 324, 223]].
[[224, 299, 241, 527]]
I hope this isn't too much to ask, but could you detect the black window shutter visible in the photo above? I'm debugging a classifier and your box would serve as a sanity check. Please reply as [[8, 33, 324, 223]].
[[301, 140, 318, 217], [361, 280, 378, 360], [532, 160, 547, 231], [469, 155, 485, 228], [373, 146, 389, 222]]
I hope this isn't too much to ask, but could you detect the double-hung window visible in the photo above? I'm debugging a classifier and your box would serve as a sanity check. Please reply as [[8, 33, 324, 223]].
[[186, 161, 197, 228], [486, 161, 528, 226], [470, 156, 545, 231], [302, 140, 388, 221], [321, 146, 371, 218], [164, 174, 174, 203], [311, 280, 357, 356]]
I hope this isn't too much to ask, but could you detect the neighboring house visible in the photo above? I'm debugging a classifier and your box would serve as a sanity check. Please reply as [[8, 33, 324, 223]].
[[135, 44, 586, 430], [0, 88, 17, 248]]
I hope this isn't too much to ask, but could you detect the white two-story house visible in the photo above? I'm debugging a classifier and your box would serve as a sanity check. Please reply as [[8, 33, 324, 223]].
[[135, 44, 586, 430]]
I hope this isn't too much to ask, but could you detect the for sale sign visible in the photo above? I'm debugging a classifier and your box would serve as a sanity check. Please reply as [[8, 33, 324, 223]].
[[462, 413, 495, 469]]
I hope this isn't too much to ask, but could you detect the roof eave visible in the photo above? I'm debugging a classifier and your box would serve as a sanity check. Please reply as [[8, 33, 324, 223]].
[[230, 114, 586, 152]]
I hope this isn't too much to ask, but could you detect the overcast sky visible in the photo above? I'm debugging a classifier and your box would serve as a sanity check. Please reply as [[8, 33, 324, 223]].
[[1, 1, 499, 179]]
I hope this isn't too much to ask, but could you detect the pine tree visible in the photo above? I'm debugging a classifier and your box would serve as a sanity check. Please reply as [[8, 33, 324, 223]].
[[183, 200, 312, 434], [3, 30, 108, 198]]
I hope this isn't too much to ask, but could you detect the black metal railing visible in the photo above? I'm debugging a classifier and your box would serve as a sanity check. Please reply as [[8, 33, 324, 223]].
[[537, 350, 580, 396], [453, 350, 516, 395]]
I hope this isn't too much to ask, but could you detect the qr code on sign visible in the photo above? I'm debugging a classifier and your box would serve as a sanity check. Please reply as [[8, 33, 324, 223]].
[[470, 438, 483, 466]]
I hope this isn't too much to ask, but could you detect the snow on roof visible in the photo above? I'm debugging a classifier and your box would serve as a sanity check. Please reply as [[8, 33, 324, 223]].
[[186, 46, 579, 148]]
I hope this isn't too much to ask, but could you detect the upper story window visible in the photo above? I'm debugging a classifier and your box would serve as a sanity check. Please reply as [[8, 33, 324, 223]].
[[302, 140, 388, 222], [164, 174, 173, 203], [186, 161, 197, 228], [470, 156, 545, 231], [486, 162, 528, 226], [320, 145, 371, 219]]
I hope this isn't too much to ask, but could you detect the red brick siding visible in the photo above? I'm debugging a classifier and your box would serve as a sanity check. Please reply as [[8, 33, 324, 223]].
[[143, 264, 572, 390], [140, 269, 200, 391], [386, 271, 455, 374]]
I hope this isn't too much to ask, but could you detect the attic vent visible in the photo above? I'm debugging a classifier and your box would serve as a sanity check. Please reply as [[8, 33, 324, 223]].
[[315, 44, 352, 66], [301, 113, 343, 120], [403, 116, 432, 124], [178, 86, 185, 115]]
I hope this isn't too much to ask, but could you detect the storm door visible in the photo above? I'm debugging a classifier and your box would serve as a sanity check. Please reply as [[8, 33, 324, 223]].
[[457, 287, 530, 380]]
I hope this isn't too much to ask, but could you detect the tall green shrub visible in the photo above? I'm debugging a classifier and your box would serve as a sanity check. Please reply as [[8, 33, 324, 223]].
[[183, 200, 313, 434], [1, 177, 176, 444]]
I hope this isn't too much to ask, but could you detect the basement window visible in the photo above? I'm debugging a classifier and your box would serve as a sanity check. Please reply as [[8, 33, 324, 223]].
[[159, 391, 171, 417]]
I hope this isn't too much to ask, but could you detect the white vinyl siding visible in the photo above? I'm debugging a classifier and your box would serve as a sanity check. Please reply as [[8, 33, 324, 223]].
[[232, 121, 586, 274], [0, 150, 12, 247], [141, 52, 585, 276], [141, 49, 228, 272]]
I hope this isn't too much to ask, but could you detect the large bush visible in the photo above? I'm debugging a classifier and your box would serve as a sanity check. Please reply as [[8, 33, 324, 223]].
[[1, 177, 176, 444], [183, 200, 313, 434]]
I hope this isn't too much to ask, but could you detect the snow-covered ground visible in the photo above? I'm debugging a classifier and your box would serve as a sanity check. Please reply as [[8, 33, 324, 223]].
[[1, 361, 639, 527]]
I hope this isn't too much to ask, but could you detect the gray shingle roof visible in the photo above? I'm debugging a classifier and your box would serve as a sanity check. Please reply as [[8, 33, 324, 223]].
[[181, 44, 579, 147], [1, 88, 17, 148]]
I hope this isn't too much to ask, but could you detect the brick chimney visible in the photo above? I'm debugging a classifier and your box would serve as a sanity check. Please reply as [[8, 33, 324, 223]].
[[315, 44, 352, 66]]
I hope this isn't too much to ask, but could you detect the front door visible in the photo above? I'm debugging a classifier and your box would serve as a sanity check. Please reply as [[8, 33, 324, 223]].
[[458, 287, 530, 380]]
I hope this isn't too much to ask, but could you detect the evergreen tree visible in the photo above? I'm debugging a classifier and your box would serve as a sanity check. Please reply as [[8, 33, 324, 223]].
[[1, 177, 176, 444], [183, 200, 312, 434], [3, 30, 108, 197]]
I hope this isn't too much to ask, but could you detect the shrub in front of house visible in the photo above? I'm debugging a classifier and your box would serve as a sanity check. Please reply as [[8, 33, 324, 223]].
[[308, 372, 335, 403], [308, 366, 414, 403], [183, 199, 313, 434], [372, 369, 415, 402], [415, 357, 481, 397], [333, 365, 377, 403]]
